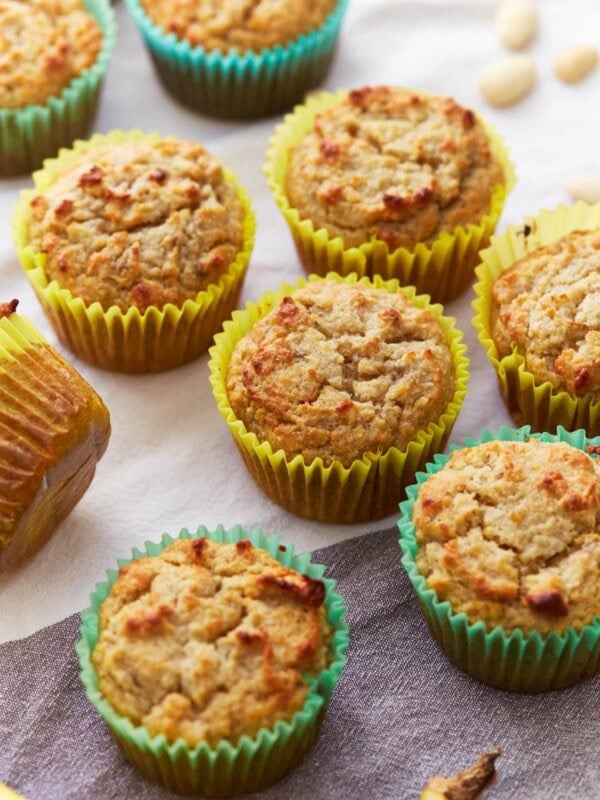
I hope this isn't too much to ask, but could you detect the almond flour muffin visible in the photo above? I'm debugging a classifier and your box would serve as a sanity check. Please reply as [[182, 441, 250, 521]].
[[399, 428, 600, 691], [0, 0, 102, 109], [211, 274, 468, 523], [15, 131, 255, 372], [0, 0, 114, 175], [0, 299, 110, 572], [140, 0, 338, 53], [491, 229, 600, 397], [227, 280, 455, 468], [473, 204, 600, 436], [266, 86, 513, 302], [79, 527, 348, 796], [124, 0, 348, 118]]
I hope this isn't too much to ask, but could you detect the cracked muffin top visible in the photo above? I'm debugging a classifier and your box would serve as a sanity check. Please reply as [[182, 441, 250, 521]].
[[491, 228, 600, 395], [92, 537, 332, 747], [140, 0, 338, 53], [285, 85, 505, 251], [226, 280, 455, 467], [413, 438, 600, 635], [0, 0, 102, 109], [26, 138, 245, 313]]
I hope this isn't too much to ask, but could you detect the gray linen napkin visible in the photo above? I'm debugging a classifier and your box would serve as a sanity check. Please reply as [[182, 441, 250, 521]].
[[1, 527, 599, 799]]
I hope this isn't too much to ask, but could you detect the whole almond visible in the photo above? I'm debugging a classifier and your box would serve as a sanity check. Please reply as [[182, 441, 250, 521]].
[[479, 55, 537, 107], [494, 0, 539, 51], [553, 45, 598, 84], [565, 174, 600, 204]]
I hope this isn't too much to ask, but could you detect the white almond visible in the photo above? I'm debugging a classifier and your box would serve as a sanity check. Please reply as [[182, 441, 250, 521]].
[[479, 55, 537, 107], [494, 0, 539, 51], [566, 174, 600, 204], [553, 45, 598, 84]]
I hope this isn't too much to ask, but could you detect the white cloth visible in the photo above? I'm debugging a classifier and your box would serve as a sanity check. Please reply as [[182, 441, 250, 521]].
[[0, 0, 598, 642]]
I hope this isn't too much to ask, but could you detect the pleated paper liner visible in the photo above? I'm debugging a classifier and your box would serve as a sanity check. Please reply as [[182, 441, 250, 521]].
[[122, 0, 348, 119], [399, 425, 600, 693], [13, 130, 255, 373], [0, 307, 110, 571], [0, 0, 116, 176], [264, 88, 516, 305], [208, 272, 469, 524], [77, 524, 349, 797], [472, 202, 600, 435]]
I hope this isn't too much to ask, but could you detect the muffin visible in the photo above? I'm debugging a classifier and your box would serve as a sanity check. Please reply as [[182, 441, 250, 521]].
[[265, 86, 514, 303], [123, 0, 348, 118], [473, 203, 600, 435], [14, 131, 255, 372], [78, 526, 349, 796], [210, 273, 469, 523], [0, 299, 110, 572], [0, 0, 115, 176], [399, 426, 600, 692]]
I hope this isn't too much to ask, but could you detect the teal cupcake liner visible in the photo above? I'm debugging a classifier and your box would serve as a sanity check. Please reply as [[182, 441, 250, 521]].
[[122, 0, 348, 119], [77, 524, 349, 796], [398, 425, 600, 693], [0, 0, 116, 176]]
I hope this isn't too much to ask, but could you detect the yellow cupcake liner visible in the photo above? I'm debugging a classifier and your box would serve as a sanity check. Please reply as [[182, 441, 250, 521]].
[[264, 89, 515, 305], [473, 202, 600, 435], [208, 272, 469, 524], [13, 130, 255, 373]]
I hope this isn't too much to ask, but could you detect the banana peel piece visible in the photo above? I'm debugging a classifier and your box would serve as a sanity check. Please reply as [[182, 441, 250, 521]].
[[420, 748, 501, 800]]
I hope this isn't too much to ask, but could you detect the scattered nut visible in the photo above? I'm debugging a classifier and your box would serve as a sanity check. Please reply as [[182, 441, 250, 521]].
[[566, 174, 600, 204], [420, 749, 502, 800], [553, 44, 598, 84], [479, 55, 537, 107], [494, 0, 539, 50]]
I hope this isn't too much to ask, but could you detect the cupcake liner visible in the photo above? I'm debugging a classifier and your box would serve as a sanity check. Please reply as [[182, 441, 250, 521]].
[[0, 0, 116, 176], [398, 425, 600, 692], [208, 272, 469, 524], [264, 89, 515, 304], [0, 308, 110, 571], [123, 0, 348, 119], [76, 524, 349, 797], [472, 202, 600, 435], [13, 130, 255, 373]]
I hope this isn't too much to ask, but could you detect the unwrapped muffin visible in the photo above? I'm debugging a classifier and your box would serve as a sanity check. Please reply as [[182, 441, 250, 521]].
[[210, 273, 469, 523], [0, 299, 110, 571], [14, 131, 255, 372], [399, 426, 600, 692], [266, 86, 514, 303], [473, 203, 600, 434], [123, 0, 348, 118], [0, 0, 115, 175], [78, 526, 348, 797]]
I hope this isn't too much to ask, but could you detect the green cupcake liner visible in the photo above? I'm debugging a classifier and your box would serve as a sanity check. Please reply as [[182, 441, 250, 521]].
[[398, 425, 600, 693], [77, 524, 349, 796], [122, 0, 348, 119], [0, 0, 116, 176]]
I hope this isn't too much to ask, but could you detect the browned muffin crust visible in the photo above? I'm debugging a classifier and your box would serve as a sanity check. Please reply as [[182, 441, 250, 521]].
[[92, 538, 332, 747], [285, 85, 504, 251], [413, 438, 600, 635], [226, 280, 455, 467], [140, 0, 337, 53], [0, 0, 102, 109], [491, 228, 600, 395], [26, 138, 245, 313]]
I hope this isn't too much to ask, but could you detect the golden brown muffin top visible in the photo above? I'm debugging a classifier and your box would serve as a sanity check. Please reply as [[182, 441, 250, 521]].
[[140, 0, 338, 53], [413, 438, 600, 635], [285, 85, 505, 251], [226, 280, 455, 468], [491, 229, 600, 395], [0, 0, 102, 109], [92, 538, 332, 747], [26, 138, 245, 313]]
